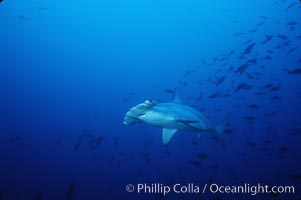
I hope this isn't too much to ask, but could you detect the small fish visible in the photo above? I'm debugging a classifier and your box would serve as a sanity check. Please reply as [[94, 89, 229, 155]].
[[183, 70, 193, 77], [255, 91, 266, 95], [242, 42, 256, 54], [224, 129, 235, 134], [290, 174, 301, 180], [287, 47, 298, 54], [66, 183, 76, 200], [143, 153, 151, 165], [209, 92, 222, 98], [268, 85, 281, 92], [277, 34, 288, 40], [235, 63, 250, 75], [248, 104, 259, 109], [233, 32, 243, 37], [290, 129, 301, 135], [235, 83, 252, 92], [244, 116, 255, 125], [270, 96, 281, 101], [95, 136, 103, 146], [248, 29, 257, 33], [261, 35, 274, 44], [215, 75, 226, 86], [196, 153, 208, 159], [34, 192, 44, 200], [279, 146, 288, 158], [17, 15, 30, 20], [285, 68, 301, 75], [246, 141, 256, 148], [227, 50, 236, 57], [37, 7, 48, 11], [210, 164, 219, 171], [189, 160, 202, 167], [286, 2, 297, 11], [286, 21, 297, 26], [73, 143, 80, 151], [164, 89, 174, 94], [10, 136, 22, 143], [262, 55, 272, 61], [256, 21, 266, 27], [265, 125, 273, 131]]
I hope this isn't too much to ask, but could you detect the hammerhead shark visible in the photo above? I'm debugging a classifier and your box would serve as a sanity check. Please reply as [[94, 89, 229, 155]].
[[123, 91, 227, 145]]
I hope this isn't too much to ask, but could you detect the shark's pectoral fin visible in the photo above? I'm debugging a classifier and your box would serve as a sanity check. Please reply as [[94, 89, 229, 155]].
[[162, 128, 178, 145]]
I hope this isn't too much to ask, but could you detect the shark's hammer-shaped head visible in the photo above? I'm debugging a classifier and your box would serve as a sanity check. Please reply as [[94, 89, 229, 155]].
[[123, 99, 157, 125]]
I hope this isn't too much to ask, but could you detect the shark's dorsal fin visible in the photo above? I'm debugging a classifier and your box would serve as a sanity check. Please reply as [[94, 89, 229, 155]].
[[162, 128, 177, 145], [172, 89, 182, 103]]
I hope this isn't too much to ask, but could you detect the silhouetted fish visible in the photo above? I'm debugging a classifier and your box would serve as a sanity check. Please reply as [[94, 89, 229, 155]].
[[268, 85, 281, 92], [143, 153, 151, 165], [224, 129, 235, 134], [246, 141, 256, 148], [235, 83, 252, 92], [196, 153, 208, 159], [287, 47, 297, 54], [290, 174, 301, 180], [189, 160, 202, 167], [227, 50, 236, 57], [262, 35, 274, 44], [184, 70, 194, 77], [37, 7, 48, 11], [17, 15, 30, 20], [73, 143, 80, 151], [210, 164, 219, 171], [215, 75, 226, 86], [248, 104, 259, 109], [164, 89, 174, 94], [270, 96, 281, 101], [192, 141, 199, 146], [265, 125, 273, 131], [66, 183, 76, 200], [256, 21, 265, 27], [285, 68, 301, 74], [235, 63, 249, 75], [10, 136, 22, 143], [277, 34, 288, 40], [244, 116, 255, 125], [95, 136, 103, 146], [233, 32, 243, 37], [34, 192, 44, 200], [209, 92, 222, 98], [286, 2, 297, 11], [290, 129, 301, 135], [242, 42, 256, 54], [279, 146, 288, 158]]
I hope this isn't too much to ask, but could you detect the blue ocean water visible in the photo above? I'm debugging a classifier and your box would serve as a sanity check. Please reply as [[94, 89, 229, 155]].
[[0, 0, 301, 199]]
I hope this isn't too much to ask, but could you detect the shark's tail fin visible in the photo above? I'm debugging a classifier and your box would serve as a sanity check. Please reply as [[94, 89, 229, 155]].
[[211, 113, 231, 148]]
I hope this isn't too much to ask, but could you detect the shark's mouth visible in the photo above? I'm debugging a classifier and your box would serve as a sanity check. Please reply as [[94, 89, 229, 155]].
[[123, 114, 138, 124]]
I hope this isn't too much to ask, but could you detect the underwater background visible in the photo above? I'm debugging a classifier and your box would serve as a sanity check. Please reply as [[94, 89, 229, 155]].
[[0, 0, 301, 199]]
